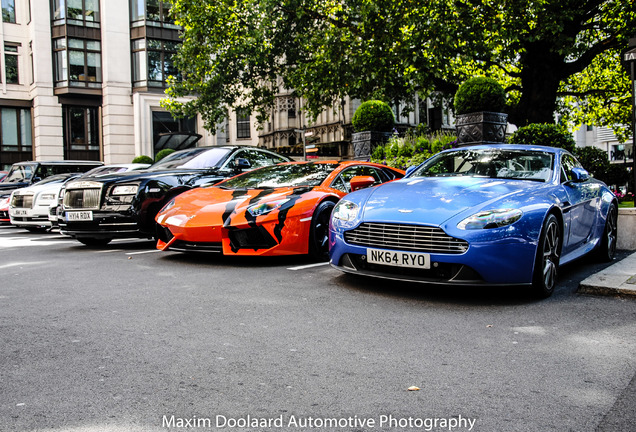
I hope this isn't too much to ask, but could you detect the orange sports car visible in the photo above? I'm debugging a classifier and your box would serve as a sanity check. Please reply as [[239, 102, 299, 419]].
[[155, 160, 404, 259]]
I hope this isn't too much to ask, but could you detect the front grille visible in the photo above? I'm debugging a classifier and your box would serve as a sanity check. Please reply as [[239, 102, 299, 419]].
[[228, 226, 277, 252], [64, 188, 101, 210], [344, 223, 468, 254], [11, 194, 34, 209]]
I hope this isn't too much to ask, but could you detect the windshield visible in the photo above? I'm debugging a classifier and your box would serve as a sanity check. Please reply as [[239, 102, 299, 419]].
[[3, 164, 35, 183], [150, 147, 232, 170], [219, 163, 338, 189], [411, 149, 554, 182]]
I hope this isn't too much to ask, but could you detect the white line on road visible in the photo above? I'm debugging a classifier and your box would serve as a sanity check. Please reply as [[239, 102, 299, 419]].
[[287, 262, 330, 271], [126, 250, 161, 255]]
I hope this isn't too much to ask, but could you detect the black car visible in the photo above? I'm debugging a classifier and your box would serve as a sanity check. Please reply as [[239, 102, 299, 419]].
[[0, 160, 104, 198], [59, 145, 293, 246]]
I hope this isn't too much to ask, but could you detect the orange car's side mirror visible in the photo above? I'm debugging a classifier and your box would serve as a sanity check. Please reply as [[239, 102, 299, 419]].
[[349, 175, 376, 192]]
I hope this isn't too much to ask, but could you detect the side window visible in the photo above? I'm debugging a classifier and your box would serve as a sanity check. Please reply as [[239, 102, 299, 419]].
[[332, 166, 384, 193], [560, 154, 581, 183]]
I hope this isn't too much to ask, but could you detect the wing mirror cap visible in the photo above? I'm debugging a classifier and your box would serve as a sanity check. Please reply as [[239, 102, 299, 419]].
[[349, 175, 376, 192]]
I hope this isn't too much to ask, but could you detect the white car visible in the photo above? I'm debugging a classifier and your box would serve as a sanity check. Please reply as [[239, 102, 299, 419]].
[[10, 173, 83, 232]]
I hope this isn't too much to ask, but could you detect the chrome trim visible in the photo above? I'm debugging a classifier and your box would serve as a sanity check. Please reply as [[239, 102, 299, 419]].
[[344, 222, 469, 254]]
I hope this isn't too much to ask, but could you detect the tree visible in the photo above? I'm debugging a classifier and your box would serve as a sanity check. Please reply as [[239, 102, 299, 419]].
[[163, 0, 636, 140]]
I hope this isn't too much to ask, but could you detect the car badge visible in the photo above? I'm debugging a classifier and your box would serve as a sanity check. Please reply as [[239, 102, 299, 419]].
[[398, 209, 413, 213]]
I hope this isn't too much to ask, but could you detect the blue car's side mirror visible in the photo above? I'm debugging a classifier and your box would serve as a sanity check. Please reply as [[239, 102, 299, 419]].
[[571, 167, 590, 182], [405, 166, 417, 177]]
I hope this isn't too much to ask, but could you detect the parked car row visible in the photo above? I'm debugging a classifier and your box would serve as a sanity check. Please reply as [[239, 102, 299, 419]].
[[2, 144, 619, 299]]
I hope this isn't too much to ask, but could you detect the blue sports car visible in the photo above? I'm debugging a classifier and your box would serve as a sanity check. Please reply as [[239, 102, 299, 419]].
[[329, 144, 618, 297]]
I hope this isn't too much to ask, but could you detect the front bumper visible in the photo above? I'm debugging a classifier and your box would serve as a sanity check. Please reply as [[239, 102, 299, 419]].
[[9, 207, 52, 228], [59, 210, 144, 239], [329, 226, 538, 286]]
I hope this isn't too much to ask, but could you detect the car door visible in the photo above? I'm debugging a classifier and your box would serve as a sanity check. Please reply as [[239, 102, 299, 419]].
[[560, 154, 598, 254]]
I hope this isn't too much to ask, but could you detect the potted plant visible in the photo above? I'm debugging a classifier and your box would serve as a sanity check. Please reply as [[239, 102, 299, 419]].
[[351, 100, 395, 160], [454, 76, 508, 145]]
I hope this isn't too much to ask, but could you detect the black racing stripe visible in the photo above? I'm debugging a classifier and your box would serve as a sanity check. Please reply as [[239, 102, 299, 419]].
[[272, 187, 314, 243], [222, 189, 249, 227]]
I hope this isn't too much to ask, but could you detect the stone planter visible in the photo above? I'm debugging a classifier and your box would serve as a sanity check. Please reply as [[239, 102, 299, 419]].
[[618, 208, 636, 250], [456, 111, 508, 145], [351, 131, 392, 160]]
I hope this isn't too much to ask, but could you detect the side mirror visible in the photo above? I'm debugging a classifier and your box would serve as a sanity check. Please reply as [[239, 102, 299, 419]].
[[571, 167, 590, 182], [233, 158, 251, 172], [405, 166, 418, 177], [349, 175, 376, 192]]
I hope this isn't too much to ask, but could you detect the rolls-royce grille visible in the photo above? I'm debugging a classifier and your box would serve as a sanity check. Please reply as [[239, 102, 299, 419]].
[[11, 195, 33, 209], [64, 189, 101, 210], [344, 223, 468, 254]]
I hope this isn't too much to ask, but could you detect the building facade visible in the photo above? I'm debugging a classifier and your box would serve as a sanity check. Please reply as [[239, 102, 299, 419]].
[[0, 0, 262, 171]]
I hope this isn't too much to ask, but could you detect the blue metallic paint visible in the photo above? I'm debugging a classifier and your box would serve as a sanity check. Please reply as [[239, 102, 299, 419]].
[[329, 144, 617, 287]]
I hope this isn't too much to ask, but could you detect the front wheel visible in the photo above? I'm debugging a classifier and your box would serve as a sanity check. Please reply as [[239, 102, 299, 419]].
[[532, 213, 561, 298], [308, 201, 335, 261], [597, 202, 618, 262], [78, 237, 112, 247]]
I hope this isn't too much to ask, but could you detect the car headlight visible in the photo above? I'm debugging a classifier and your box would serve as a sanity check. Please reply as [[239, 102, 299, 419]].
[[457, 208, 523, 230], [247, 199, 290, 217], [332, 200, 359, 222], [111, 185, 139, 195]]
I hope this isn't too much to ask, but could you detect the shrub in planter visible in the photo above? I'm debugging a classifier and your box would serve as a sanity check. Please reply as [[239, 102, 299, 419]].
[[508, 123, 575, 153], [132, 155, 154, 164], [352, 100, 395, 132], [454, 76, 506, 115], [155, 148, 176, 162]]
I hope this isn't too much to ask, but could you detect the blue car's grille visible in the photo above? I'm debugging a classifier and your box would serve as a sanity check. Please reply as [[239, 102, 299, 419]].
[[344, 223, 468, 254]]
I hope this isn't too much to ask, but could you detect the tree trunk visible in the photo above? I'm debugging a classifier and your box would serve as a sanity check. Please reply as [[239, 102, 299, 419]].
[[508, 42, 566, 127]]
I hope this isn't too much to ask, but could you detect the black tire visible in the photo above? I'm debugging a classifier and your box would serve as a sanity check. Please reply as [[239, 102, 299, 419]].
[[78, 237, 112, 247], [532, 213, 561, 298], [597, 202, 618, 262], [308, 200, 335, 261]]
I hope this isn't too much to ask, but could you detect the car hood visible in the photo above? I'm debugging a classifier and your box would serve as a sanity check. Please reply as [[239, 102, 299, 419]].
[[359, 176, 543, 226], [75, 168, 214, 185], [158, 186, 315, 227], [12, 183, 64, 195]]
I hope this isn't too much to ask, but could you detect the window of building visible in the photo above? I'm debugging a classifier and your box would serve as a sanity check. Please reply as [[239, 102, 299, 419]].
[[1, 108, 31, 152], [4, 44, 19, 84], [51, 0, 100, 27], [236, 110, 251, 139], [2, 0, 15, 23], [53, 38, 101, 88], [132, 38, 179, 88], [151, 111, 196, 155], [131, 0, 177, 29], [62, 105, 100, 160]]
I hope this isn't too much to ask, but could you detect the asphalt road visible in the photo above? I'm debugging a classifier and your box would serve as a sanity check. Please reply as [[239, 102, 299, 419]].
[[1, 225, 635, 432]]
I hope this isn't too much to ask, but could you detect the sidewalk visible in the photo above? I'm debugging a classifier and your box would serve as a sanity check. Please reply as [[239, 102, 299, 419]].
[[579, 251, 636, 297]]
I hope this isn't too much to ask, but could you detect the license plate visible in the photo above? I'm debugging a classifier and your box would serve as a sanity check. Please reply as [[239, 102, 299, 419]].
[[13, 209, 28, 216], [367, 248, 431, 269], [66, 211, 93, 221]]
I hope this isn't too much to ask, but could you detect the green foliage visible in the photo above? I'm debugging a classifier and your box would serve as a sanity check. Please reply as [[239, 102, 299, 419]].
[[453, 76, 506, 115], [132, 155, 154, 165], [508, 123, 576, 153], [155, 149, 176, 162], [572, 146, 610, 180], [371, 131, 457, 170], [351, 100, 395, 132], [164, 0, 635, 140]]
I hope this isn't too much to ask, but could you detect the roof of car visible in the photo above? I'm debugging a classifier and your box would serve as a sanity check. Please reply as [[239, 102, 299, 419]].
[[13, 160, 104, 165]]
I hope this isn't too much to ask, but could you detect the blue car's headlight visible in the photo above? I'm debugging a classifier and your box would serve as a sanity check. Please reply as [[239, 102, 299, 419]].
[[457, 208, 523, 230], [332, 200, 359, 222], [247, 199, 290, 217]]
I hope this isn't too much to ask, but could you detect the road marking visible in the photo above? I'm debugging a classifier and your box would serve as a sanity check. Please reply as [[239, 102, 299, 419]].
[[0, 261, 47, 269], [94, 249, 124, 253], [287, 262, 330, 271], [126, 250, 161, 255]]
